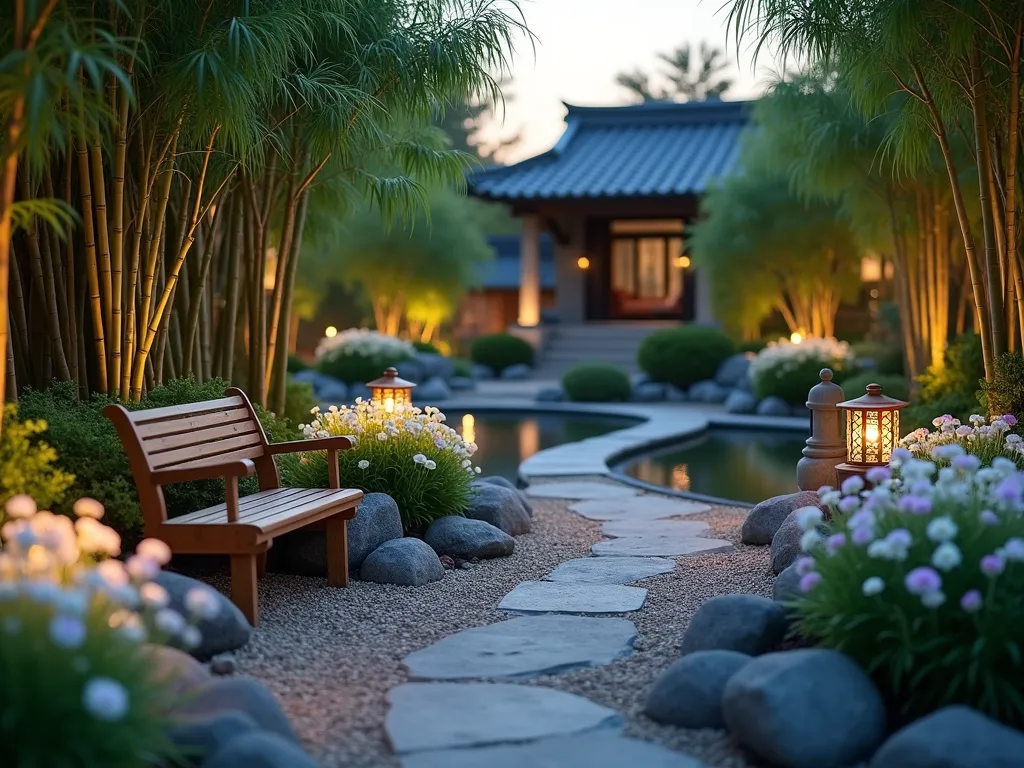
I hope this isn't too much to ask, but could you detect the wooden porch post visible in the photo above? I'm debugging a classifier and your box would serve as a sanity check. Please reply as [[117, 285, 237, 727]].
[[518, 214, 541, 327]]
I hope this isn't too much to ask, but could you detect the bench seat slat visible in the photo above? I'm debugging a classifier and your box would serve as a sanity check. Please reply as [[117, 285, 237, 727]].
[[165, 487, 362, 535], [177, 487, 316, 524], [134, 408, 254, 440]]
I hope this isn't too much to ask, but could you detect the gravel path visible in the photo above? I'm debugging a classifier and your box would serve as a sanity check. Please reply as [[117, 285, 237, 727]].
[[233, 480, 774, 768]]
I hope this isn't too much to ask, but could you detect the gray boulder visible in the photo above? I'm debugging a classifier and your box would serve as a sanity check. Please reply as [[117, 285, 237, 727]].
[[416, 352, 455, 381], [290, 369, 346, 403], [715, 354, 752, 388], [665, 385, 688, 402], [644, 650, 751, 728], [449, 376, 476, 391], [688, 379, 728, 404], [723, 649, 887, 768], [395, 358, 426, 384], [169, 711, 258, 767], [202, 732, 319, 768], [416, 376, 452, 403], [742, 491, 822, 546], [724, 390, 757, 414], [465, 483, 531, 535], [142, 644, 211, 703], [474, 476, 531, 516], [316, 379, 349, 405], [536, 385, 565, 402], [154, 572, 252, 661], [870, 706, 1024, 768], [631, 382, 666, 402], [771, 508, 827, 575], [500, 363, 532, 380], [756, 396, 791, 417], [424, 516, 515, 559], [772, 562, 802, 606], [174, 677, 298, 743], [471, 364, 495, 380], [348, 383, 372, 403], [681, 594, 788, 657], [359, 538, 444, 586]]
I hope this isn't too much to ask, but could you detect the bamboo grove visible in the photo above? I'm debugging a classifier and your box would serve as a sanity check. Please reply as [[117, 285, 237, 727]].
[[0, 0, 524, 424], [728, 0, 1024, 382]]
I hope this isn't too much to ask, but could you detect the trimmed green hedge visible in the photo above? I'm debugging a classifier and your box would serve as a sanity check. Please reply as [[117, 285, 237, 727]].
[[637, 326, 734, 389], [562, 363, 632, 402], [470, 333, 534, 373]]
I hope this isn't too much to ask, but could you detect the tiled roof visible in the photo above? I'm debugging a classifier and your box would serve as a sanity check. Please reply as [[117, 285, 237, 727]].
[[469, 99, 750, 202], [477, 234, 556, 290]]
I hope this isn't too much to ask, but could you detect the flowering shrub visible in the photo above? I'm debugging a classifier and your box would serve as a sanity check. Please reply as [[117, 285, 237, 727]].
[[315, 328, 414, 384], [0, 404, 75, 519], [281, 400, 479, 529], [750, 336, 855, 405], [792, 448, 1024, 726], [0, 496, 221, 765], [901, 413, 1024, 469]]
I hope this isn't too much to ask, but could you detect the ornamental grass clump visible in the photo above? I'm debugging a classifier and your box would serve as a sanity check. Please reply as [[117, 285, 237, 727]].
[[282, 400, 479, 529], [901, 413, 1024, 469], [750, 337, 855, 405], [0, 496, 221, 766], [792, 449, 1024, 726], [315, 328, 414, 384]]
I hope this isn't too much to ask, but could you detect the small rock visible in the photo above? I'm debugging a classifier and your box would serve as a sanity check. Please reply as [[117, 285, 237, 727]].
[[201, 731, 319, 768], [168, 711, 257, 766], [142, 644, 211, 703], [424, 516, 515, 559], [348, 383, 372, 402], [174, 677, 298, 743], [439, 555, 456, 570], [715, 354, 752, 388], [870, 705, 1024, 768], [724, 390, 757, 414], [416, 352, 455, 381], [471, 364, 495, 380], [416, 376, 453, 403], [742, 491, 823, 546], [465, 484, 531, 535], [772, 562, 802, 605], [723, 649, 887, 768], [665, 385, 688, 402], [536, 385, 565, 402], [631, 382, 666, 402], [500, 363, 532, 380], [291, 370, 347, 403], [735, 374, 754, 393], [474, 476, 532, 516], [209, 653, 237, 676], [756, 396, 791, 417], [154, 572, 252, 661], [316, 380, 348, 405], [681, 594, 788, 657], [688, 380, 728, 404], [360, 538, 445, 586], [645, 650, 752, 728], [771, 507, 828, 575], [460, 562, 473, 570], [395, 358, 426, 384], [449, 376, 476, 391]]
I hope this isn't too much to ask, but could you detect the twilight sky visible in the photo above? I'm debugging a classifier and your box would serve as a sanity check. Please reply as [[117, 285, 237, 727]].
[[476, 0, 784, 163]]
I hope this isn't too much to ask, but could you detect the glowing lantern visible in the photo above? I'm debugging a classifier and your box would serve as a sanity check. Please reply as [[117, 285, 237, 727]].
[[577, 256, 590, 270], [324, 326, 338, 338], [836, 382, 908, 482], [366, 367, 416, 413]]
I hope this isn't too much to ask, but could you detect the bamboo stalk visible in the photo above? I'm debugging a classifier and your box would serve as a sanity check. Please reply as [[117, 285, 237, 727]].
[[76, 129, 108, 393], [1006, 20, 1024, 343], [218, 192, 243, 380], [271, 189, 309, 413], [109, 62, 132, 399], [264, 166, 299, 396], [183, 215, 220, 375], [63, 149, 79, 387], [9, 249, 29, 387]]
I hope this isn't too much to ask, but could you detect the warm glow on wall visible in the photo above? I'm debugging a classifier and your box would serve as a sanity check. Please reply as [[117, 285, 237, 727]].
[[462, 413, 476, 445], [324, 326, 338, 338], [577, 256, 590, 270]]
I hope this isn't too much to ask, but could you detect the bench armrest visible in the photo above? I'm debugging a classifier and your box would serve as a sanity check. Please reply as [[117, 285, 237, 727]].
[[265, 436, 353, 455], [151, 458, 257, 486]]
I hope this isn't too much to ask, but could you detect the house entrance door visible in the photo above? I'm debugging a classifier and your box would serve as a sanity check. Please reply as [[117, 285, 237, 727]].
[[608, 219, 691, 320]]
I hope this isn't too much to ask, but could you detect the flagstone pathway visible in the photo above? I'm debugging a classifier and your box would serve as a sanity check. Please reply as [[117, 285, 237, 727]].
[[383, 481, 739, 767]]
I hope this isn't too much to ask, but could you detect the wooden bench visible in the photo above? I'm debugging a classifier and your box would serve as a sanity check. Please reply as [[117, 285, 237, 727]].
[[104, 387, 363, 626]]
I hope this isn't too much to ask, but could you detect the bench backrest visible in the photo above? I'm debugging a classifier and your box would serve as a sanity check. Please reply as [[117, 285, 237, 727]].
[[105, 387, 280, 530]]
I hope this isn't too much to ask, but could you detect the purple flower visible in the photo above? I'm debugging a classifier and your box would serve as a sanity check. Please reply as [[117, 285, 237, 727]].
[[960, 589, 983, 613], [995, 477, 1023, 505], [886, 529, 913, 549], [980, 509, 1001, 525], [1004, 414, 1018, 426], [838, 496, 860, 514], [898, 495, 933, 516], [799, 572, 821, 592], [890, 447, 912, 464], [952, 454, 981, 472], [981, 554, 1006, 577], [909, 479, 932, 496], [793, 556, 815, 575], [866, 466, 891, 485], [851, 526, 875, 546], [826, 533, 846, 554], [904, 566, 942, 595]]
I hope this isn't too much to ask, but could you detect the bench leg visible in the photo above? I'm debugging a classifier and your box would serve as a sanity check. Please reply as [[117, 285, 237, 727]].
[[326, 515, 350, 587], [230, 555, 259, 626], [256, 552, 268, 580]]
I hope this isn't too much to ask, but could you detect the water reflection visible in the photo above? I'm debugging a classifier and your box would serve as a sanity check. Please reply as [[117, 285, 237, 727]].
[[622, 428, 808, 503]]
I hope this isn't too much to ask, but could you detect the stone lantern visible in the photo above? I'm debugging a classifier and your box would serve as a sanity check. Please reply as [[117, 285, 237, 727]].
[[796, 368, 847, 492], [366, 367, 416, 413]]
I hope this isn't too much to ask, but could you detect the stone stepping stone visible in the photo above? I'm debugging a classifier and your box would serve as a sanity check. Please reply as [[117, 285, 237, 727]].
[[385, 682, 621, 754], [570, 496, 711, 521], [593, 536, 734, 558], [402, 615, 636, 680], [601, 519, 711, 538], [499, 581, 647, 615], [526, 482, 639, 500], [400, 731, 709, 768], [545, 556, 675, 585]]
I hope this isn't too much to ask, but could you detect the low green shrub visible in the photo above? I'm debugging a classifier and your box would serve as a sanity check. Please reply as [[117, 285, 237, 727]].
[[919, 333, 984, 403], [902, 392, 982, 433], [980, 352, 1024, 427], [315, 329, 414, 384], [412, 340, 441, 354], [562, 363, 632, 402], [0, 405, 75, 518], [280, 401, 478, 530], [286, 354, 309, 373], [851, 340, 905, 376], [750, 338, 855, 405], [839, 372, 910, 403], [795, 455, 1024, 726], [469, 333, 534, 373], [637, 326, 734, 388], [283, 378, 318, 426], [451, 356, 473, 378], [737, 339, 768, 354]]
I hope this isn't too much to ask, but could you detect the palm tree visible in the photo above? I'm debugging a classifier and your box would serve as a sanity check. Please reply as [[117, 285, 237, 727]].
[[616, 41, 733, 102]]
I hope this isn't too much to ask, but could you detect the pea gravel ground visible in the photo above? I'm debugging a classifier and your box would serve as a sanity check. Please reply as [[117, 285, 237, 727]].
[[232, 478, 775, 768]]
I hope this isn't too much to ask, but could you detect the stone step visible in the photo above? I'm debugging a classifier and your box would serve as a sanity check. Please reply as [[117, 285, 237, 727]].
[[498, 581, 648, 615]]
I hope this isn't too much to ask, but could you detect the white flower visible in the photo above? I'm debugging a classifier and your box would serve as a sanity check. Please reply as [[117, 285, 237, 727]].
[[474, 467, 482, 474], [926, 517, 959, 543], [139, 582, 170, 608], [154, 608, 187, 637], [136, 538, 172, 566], [840, 475, 864, 496], [184, 587, 221, 620], [931, 542, 963, 571], [357, 459, 370, 470], [83, 677, 129, 722], [50, 615, 87, 649], [5, 495, 37, 519], [413, 454, 428, 465], [794, 506, 823, 532], [376, 432, 387, 442], [425, 460, 437, 470], [921, 590, 947, 609], [181, 626, 202, 650], [867, 540, 893, 559], [73, 498, 105, 519], [1001, 538, 1024, 561], [799, 530, 822, 552], [75, 517, 121, 557], [862, 576, 885, 596], [94, 559, 129, 589], [125, 554, 160, 582]]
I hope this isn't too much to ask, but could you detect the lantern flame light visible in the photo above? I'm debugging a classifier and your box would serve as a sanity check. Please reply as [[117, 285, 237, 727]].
[[365, 367, 416, 414], [836, 382, 908, 483]]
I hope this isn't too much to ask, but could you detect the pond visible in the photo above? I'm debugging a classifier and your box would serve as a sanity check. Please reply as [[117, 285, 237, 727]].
[[617, 427, 809, 504], [446, 410, 640, 483]]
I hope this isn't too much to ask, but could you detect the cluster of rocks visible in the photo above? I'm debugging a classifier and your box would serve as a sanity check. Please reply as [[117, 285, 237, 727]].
[[270, 477, 530, 587], [534, 353, 808, 417], [470, 361, 533, 381], [644, 591, 1024, 768]]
